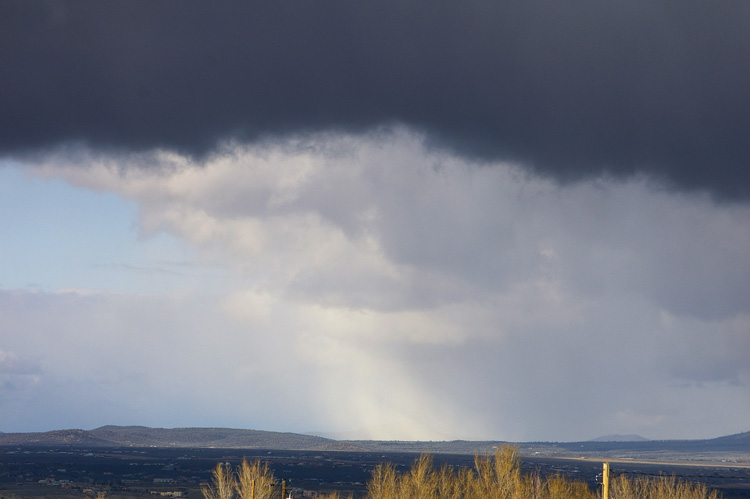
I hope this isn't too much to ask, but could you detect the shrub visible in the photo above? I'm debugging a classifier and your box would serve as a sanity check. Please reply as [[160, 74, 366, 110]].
[[202, 448, 722, 499], [237, 459, 278, 499], [202, 459, 279, 499], [610, 474, 721, 499], [366, 447, 594, 499], [202, 462, 236, 499]]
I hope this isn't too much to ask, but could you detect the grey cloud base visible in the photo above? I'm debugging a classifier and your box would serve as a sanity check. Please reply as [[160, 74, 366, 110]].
[[7, 135, 748, 440], [2, 1, 750, 199]]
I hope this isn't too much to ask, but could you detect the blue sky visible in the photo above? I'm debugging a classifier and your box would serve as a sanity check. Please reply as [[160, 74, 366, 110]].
[[0, 163, 193, 294]]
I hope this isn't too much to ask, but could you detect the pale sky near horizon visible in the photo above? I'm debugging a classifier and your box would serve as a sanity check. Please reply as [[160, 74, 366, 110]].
[[1, 1, 749, 442]]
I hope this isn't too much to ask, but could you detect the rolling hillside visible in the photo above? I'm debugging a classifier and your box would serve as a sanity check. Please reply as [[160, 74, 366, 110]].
[[0, 426, 747, 462], [0, 426, 363, 451]]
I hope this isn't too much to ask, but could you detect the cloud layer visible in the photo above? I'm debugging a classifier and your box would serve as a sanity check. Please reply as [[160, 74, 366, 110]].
[[3, 132, 748, 440], [2, 2, 750, 198]]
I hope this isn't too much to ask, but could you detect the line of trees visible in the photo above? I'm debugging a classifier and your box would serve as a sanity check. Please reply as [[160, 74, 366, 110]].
[[200, 447, 721, 499], [367, 447, 593, 499]]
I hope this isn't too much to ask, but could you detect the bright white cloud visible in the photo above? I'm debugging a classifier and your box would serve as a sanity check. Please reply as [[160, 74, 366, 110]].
[[2, 130, 749, 440]]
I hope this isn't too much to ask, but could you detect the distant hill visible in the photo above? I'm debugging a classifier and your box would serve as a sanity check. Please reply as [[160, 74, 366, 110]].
[[0, 429, 114, 447], [0, 426, 364, 451], [0, 426, 747, 462], [590, 434, 649, 442], [708, 430, 750, 447]]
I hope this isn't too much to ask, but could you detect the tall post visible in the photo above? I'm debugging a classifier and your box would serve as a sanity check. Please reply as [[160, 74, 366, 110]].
[[281, 479, 286, 499], [602, 462, 610, 499]]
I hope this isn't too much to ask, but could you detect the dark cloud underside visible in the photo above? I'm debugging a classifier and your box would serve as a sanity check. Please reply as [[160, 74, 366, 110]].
[[2, 1, 750, 198]]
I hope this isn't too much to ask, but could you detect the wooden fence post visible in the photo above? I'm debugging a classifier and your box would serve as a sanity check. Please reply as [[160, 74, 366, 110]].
[[602, 462, 610, 499]]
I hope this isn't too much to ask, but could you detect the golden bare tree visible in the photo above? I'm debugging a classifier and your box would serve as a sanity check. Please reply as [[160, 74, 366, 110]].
[[236, 459, 278, 499], [404, 455, 437, 499], [368, 462, 398, 499], [202, 462, 236, 499], [472, 447, 523, 499]]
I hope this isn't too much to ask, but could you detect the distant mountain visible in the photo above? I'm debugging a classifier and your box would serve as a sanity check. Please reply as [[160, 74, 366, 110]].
[[0, 426, 365, 451], [590, 434, 649, 442]]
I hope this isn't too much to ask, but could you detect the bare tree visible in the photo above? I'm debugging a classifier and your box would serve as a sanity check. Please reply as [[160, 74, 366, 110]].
[[202, 462, 236, 499], [236, 459, 277, 499]]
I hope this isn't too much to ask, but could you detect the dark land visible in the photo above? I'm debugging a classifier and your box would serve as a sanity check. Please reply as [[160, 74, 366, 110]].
[[0, 427, 748, 499]]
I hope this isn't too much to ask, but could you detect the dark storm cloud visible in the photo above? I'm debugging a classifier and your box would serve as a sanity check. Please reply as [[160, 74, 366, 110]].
[[2, 1, 750, 198]]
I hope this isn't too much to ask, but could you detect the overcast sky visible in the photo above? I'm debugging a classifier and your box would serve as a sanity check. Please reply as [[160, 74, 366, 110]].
[[1, 1, 749, 442]]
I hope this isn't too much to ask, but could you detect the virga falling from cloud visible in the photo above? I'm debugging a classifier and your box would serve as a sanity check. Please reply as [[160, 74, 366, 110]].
[[4, 131, 747, 440]]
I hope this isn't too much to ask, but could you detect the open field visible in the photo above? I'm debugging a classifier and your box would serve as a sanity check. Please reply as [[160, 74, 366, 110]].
[[1, 447, 749, 499]]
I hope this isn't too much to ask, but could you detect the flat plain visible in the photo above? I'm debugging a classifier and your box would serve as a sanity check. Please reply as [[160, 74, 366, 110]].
[[2, 446, 749, 499]]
